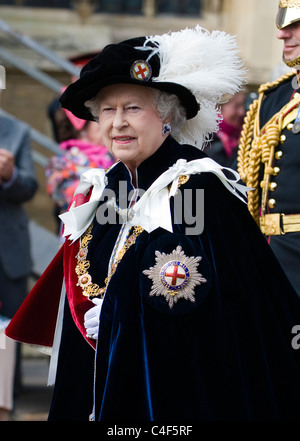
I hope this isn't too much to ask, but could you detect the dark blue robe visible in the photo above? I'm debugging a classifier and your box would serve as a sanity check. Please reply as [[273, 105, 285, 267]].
[[72, 137, 300, 421], [9, 136, 300, 421]]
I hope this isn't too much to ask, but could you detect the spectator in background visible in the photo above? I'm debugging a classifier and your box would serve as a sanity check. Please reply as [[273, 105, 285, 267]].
[[45, 118, 115, 234], [47, 52, 99, 144], [0, 98, 38, 420], [46, 52, 115, 234], [204, 91, 246, 167]]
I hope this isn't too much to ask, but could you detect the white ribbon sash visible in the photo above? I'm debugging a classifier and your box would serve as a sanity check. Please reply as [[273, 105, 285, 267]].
[[60, 158, 251, 242]]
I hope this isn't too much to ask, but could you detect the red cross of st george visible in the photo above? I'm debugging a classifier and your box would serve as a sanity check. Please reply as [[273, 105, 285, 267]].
[[135, 64, 148, 79], [165, 265, 185, 286]]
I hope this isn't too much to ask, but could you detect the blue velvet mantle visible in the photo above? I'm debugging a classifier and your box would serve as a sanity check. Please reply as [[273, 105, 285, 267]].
[[8, 136, 300, 421]]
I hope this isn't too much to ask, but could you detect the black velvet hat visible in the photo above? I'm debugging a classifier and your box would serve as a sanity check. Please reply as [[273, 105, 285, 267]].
[[60, 27, 245, 149], [59, 36, 199, 122]]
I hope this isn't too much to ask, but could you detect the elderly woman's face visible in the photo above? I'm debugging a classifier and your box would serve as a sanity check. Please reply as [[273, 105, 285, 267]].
[[97, 84, 166, 172]]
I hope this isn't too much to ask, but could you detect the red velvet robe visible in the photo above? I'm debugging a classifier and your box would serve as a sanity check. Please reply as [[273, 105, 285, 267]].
[[5, 193, 96, 350]]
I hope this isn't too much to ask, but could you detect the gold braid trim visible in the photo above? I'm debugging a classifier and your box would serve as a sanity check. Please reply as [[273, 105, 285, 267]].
[[237, 71, 296, 224], [279, 0, 300, 8], [257, 71, 296, 94]]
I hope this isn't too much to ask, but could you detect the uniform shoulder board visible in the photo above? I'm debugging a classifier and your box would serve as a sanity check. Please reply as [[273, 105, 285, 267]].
[[258, 70, 295, 95]]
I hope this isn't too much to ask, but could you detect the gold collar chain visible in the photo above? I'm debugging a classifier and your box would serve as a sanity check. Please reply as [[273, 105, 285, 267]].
[[74, 174, 189, 299], [75, 223, 144, 299]]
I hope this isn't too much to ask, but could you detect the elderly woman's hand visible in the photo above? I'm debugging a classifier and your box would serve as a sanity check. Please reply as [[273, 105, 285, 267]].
[[84, 297, 103, 340]]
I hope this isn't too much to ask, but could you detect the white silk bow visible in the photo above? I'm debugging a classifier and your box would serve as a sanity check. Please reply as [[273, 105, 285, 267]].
[[60, 158, 251, 242], [59, 167, 112, 242]]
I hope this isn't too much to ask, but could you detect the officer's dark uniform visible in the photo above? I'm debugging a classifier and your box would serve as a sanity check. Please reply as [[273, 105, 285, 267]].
[[238, 71, 300, 297]]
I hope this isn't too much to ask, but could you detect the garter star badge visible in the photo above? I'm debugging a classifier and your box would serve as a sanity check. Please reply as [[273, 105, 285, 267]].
[[130, 60, 152, 81], [143, 246, 206, 309]]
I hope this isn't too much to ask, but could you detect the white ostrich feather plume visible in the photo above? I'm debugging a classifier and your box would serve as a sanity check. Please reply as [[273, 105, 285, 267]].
[[137, 25, 247, 149]]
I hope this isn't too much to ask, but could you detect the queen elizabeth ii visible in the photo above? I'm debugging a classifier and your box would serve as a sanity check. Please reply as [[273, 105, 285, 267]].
[[6, 27, 300, 422]]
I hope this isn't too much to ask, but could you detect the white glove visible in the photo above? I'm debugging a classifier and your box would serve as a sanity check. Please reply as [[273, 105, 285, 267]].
[[84, 297, 103, 340]]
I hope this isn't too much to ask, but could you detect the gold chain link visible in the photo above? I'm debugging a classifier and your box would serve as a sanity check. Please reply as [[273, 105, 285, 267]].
[[74, 175, 190, 299]]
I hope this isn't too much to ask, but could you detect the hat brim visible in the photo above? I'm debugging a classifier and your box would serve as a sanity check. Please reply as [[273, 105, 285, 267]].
[[59, 75, 200, 121]]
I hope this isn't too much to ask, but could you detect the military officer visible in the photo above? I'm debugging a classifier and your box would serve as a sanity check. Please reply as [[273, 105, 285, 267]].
[[238, 0, 300, 297]]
